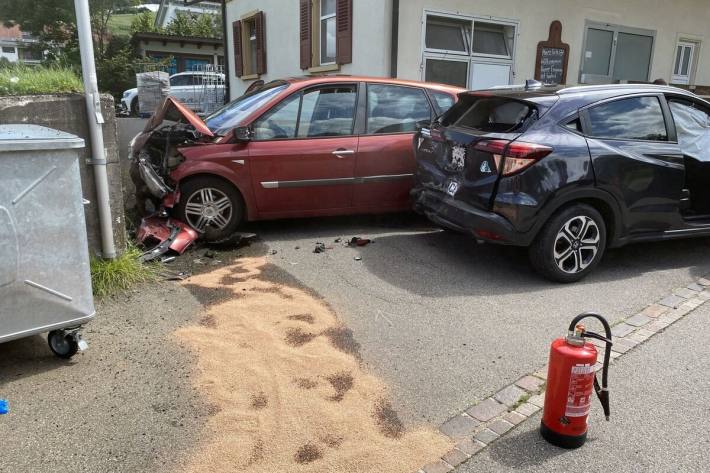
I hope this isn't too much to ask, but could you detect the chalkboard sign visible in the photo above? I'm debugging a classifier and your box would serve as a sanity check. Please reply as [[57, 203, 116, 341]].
[[535, 21, 569, 85], [539, 47, 566, 84]]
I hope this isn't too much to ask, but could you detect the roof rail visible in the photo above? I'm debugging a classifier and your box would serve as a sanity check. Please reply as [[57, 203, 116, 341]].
[[557, 83, 684, 95]]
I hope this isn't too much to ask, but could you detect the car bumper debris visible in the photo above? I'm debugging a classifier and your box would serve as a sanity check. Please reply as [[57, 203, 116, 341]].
[[137, 216, 199, 262]]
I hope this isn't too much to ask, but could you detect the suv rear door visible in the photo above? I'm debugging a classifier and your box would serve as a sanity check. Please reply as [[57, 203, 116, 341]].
[[581, 94, 685, 233], [416, 94, 540, 210]]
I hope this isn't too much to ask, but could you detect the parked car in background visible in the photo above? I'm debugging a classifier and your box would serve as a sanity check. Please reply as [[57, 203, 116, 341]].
[[413, 82, 710, 282], [121, 71, 225, 116], [130, 76, 463, 240]]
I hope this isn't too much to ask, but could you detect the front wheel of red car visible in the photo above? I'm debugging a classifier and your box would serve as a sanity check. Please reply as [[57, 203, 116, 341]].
[[175, 176, 244, 241], [529, 204, 607, 283]]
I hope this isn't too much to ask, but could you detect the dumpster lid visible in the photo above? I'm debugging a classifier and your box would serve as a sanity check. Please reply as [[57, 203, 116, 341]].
[[0, 125, 85, 152]]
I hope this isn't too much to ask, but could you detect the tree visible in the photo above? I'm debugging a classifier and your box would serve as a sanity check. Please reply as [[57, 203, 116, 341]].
[[129, 10, 158, 35], [0, 0, 138, 57], [90, 0, 140, 56], [129, 10, 222, 39]]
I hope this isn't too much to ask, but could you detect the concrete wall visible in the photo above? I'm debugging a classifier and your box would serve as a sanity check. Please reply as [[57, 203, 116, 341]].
[[225, 0, 393, 98], [396, 0, 710, 87], [0, 94, 127, 257]]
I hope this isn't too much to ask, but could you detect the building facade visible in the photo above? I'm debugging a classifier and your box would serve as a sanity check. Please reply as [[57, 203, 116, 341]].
[[155, 0, 222, 29], [0, 26, 44, 65], [224, 0, 710, 99], [132, 32, 224, 74]]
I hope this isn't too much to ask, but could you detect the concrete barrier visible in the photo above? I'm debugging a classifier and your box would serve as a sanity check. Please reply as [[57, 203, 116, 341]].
[[0, 94, 127, 257]]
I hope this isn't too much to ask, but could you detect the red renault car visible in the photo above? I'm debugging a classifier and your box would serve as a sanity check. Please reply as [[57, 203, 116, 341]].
[[131, 76, 463, 240]]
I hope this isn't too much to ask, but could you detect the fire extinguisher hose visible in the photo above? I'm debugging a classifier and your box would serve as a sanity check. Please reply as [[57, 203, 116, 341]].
[[568, 312, 613, 421]]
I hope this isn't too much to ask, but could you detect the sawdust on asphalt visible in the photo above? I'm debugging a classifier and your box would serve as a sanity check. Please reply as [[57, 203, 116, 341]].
[[175, 256, 452, 473]]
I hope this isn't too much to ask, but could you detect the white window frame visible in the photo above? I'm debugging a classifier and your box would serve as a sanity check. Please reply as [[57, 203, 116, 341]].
[[580, 20, 656, 84], [671, 40, 697, 85], [423, 55, 470, 89], [420, 9, 518, 89], [319, 0, 337, 66]]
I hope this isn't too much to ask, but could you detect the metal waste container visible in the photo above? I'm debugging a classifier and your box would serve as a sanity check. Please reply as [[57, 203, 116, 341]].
[[0, 125, 94, 358]]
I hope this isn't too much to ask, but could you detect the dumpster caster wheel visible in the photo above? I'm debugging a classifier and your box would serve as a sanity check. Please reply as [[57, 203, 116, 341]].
[[48, 330, 79, 359]]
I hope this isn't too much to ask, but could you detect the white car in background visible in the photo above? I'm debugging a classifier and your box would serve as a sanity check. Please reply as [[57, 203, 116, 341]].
[[121, 71, 225, 116]]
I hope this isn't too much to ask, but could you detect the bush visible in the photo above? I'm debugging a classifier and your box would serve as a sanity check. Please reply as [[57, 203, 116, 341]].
[[0, 65, 83, 96], [96, 37, 140, 100], [90, 245, 160, 298]]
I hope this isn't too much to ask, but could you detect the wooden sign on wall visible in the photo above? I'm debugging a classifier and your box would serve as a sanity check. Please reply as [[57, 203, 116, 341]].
[[535, 20, 570, 85]]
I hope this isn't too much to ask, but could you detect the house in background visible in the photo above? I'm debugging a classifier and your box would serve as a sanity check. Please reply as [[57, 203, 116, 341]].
[[0, 25, 44, 64], [224, 0, 710, 99], [130, 0, 224, 74], [155, 0, 222, 29], [132, 31, 224, 74]]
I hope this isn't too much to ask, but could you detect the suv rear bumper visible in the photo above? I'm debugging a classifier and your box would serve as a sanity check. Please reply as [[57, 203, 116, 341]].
[[412, 187, 525, 245]]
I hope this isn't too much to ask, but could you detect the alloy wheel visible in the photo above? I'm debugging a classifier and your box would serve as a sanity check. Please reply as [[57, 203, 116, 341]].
[[184, 187, 233, 233], [553, 216, 601, 274]]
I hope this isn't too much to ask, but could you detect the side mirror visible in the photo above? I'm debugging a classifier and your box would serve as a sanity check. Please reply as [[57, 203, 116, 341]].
[[234, 126, 253, 142]]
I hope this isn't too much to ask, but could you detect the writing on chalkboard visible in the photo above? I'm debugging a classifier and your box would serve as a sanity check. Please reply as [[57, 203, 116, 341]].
[[535, 21, 569, 85], [540, 47, 565, 84]]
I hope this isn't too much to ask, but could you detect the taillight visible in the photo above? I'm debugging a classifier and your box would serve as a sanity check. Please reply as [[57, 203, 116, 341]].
[[474, 140, 553, 176]]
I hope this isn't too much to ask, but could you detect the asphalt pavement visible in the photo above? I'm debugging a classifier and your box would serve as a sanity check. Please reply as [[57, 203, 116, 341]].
[[455, 297, 710, 473], [0, 282, 208, 473], [242, 213, 710, 427]]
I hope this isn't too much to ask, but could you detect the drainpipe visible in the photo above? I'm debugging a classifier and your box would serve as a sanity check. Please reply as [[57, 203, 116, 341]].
[[390, 0, 399, 78], [221, 0, 230, 101], [74, 0, 116, 259]]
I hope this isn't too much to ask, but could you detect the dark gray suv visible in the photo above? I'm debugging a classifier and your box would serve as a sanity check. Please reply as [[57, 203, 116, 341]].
[[413, 83, 710, 282]]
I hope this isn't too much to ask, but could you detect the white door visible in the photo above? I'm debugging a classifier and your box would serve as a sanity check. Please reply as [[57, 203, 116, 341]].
[[672, 41, 696, 85], [470, 62, 512, 90]]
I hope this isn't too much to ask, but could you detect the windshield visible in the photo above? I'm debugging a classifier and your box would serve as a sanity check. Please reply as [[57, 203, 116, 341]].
[[204, 82, 289, 135]]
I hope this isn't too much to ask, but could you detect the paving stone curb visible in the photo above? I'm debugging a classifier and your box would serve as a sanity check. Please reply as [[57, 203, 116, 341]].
[[416, 275, 710, 473]]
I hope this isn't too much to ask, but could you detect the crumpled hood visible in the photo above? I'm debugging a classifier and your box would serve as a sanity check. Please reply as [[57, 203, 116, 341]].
[[130, 97, 214, 156], [143, 97, 214, 136]]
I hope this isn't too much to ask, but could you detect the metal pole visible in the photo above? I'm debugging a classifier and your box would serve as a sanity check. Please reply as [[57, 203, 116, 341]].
[[221, 0, 230, 101], [74, 0, 116, 259]]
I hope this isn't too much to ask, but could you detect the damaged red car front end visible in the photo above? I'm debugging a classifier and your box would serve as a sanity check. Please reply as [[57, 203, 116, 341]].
[[130, 97, 218, 256]]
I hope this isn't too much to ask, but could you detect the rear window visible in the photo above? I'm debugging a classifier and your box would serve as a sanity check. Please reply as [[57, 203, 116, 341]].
[[587, 96, 668, 141], [441, 96, 535, 133]]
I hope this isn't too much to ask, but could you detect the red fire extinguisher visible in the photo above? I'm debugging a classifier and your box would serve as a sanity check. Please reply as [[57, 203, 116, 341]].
[[540, 312, 612, 449]]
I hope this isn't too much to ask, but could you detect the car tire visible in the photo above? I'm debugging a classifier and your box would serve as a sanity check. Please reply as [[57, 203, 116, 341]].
[[130, 98, 139, 117], [175, 176, 244, 242], [529, 204, 607, 283]]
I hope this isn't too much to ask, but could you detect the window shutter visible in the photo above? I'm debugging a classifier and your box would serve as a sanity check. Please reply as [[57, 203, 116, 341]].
[[255, 11, 267, 75], [232, 20, 244, 77], [335, 0, 353, 65], [299, 0, 312, 70]]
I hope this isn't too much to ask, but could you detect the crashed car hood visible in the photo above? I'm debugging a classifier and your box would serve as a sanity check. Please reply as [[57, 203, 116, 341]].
[[142, 97, 214, 137]]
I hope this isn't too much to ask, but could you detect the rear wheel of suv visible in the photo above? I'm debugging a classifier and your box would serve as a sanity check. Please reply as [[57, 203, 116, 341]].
[[175, 176, 244, 242], [529, 204, 606, 283]]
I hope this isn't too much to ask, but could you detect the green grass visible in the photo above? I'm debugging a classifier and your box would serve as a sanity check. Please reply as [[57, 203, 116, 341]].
[[511, 393, 531, 411], [0, 65, 83, 96], [108, 13, 139, 37], [90, 245, 160, 298]]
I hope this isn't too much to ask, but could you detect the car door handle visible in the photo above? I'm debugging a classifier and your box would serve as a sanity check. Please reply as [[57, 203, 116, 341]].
[[332, 149, 355, 158]]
